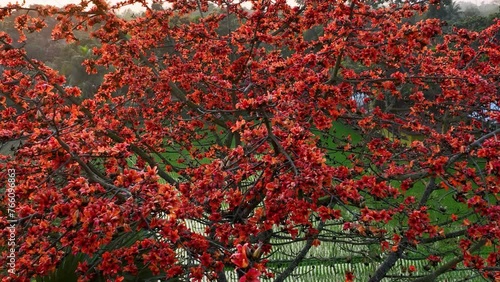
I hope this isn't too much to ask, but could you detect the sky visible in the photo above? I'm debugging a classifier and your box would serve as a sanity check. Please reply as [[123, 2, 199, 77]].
[[0, 0, 144, 11], [0, 0, 496, 11], [1, 0, 80, 6], [0, 0, 273, 12]]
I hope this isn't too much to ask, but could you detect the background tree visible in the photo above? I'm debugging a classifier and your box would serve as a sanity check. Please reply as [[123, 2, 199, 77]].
[[0, 0, 499, 281], [425, 0, 463, 21]]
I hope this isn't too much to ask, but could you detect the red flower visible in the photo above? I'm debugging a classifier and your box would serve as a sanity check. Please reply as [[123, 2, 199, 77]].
[[345, 271, 355, 282], [240, 268, 261, 282], [408, 265, 417, 273], [231, 243, 250, 269]]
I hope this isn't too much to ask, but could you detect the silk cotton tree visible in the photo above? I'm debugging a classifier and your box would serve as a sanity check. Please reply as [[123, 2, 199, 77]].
[[0, 0, 499, 281]]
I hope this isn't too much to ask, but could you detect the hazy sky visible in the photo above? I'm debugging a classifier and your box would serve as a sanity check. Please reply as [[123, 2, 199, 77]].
[[2, 0, 80, 6], [1, 0, 496, 10], [1, 0, 143, 10]]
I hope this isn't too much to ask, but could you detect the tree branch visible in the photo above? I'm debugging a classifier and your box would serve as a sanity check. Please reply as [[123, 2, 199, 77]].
[[54, 135, 132, 201], [274, 221, 325, 282], [369, 176, 436, 282], [263, 115, 298, 175], [412, 239, 487, 282]]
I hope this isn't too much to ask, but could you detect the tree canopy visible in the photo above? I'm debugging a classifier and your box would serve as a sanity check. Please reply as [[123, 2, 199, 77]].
[[0, 0, 499, 281]]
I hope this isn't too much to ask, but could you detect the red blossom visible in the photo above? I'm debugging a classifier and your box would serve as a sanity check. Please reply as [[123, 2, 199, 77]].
[[240, 268, 261, 282], [231, 243, 250, 269], [0, 1, 499, 281]]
